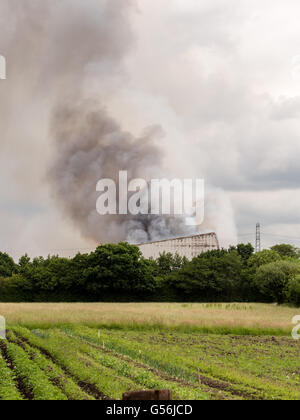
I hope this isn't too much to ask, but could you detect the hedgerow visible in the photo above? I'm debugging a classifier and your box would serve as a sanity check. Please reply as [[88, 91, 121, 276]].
[[0, 243, 300, 305]]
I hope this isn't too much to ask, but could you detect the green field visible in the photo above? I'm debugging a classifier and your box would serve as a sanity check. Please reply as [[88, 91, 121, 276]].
[[0, 303, 299, 400]]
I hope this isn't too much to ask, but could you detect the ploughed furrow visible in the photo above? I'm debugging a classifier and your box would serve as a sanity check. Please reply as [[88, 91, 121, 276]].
[[14, 326, 211, 400], [77, 336, 245, 400], [68, 327, 263, 401], [69, 332, 245, 400], [122, 331, 300, 400], [8, 330, 94, 401], [11, 329, 103, 401], [63, 330, 227, 400], [13, 326, 137, 400], [0, 340, 24, 400], [4, 333, 66, 401], [21, 341, 109, 400]]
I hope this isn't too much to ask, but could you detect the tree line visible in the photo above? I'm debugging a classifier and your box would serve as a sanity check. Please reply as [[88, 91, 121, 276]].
[[0, 242, 299, 305]]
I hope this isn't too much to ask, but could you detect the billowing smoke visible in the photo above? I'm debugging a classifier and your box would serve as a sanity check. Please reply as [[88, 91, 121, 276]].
[[40, 0, 197, 244], [0, 0, 237, 251], [50, 99, 198, 243]]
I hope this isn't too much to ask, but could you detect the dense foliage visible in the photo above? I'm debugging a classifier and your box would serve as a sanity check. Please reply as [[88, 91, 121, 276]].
[[0, 242, 299, 305], [0, 252, 17, 278]]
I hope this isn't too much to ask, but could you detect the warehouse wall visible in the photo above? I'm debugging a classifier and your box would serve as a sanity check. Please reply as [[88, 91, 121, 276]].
[[138, 233, 219, 260]]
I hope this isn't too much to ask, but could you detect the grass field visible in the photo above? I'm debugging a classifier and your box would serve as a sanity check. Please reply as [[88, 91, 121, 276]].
[[0, 302, 298, 334], [0, 303, 299, 400]]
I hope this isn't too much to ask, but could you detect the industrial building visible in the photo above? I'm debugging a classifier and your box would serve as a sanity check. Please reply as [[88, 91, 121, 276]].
[[138, 232, 219, 260]]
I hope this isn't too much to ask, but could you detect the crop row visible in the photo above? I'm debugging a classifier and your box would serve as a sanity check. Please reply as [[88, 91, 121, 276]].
[[68, 326, 300, 400], [12, 326, 213, 400], [0, 341, 23, 400], [4, 325, 298, 401], [61, 330, 211, 400], [62, 326, 240, 400], [12, 326, 141, 399], [7, 330, 93, 400], [5, 334, 66, 400]]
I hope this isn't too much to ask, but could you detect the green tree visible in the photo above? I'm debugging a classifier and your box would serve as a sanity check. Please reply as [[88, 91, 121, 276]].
[[230, 243, 254, 264], [285, 275, 300, 306], [154, 252, 187, 276], [254, 260, 300, 304], [248, 249, 281, 269], [0, 252, 17, 277], [169, 250, 243, 301], [82, 243, 155, 295], [18, 254, 31, 272], [17, 255, 77, 292], [271, 244, 299, 259]]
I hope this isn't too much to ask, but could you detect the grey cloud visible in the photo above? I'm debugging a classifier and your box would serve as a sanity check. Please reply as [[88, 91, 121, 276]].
[[0, 0, 203, 247], [231, 190, 300, 228], [3, 0, 300, 254]]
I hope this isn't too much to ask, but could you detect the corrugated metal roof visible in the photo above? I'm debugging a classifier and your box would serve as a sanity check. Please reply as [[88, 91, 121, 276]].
[[137, 232, 217, 246]]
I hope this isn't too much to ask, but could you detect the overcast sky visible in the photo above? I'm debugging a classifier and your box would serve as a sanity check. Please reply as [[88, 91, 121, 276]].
[[1, 0, 300, 259]]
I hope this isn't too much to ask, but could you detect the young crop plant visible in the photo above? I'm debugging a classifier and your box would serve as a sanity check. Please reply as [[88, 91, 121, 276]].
[[0, 352, 23, 400], [5, 341, 67, 400], [68, 326, 300, 401], [62, 329, 210, 400], [7, 330, 93, 400], [13, 326, 141, 399], [4, 323, 299, 401]]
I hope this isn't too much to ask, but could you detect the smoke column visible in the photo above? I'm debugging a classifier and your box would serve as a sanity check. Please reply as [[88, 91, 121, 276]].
[[0, 0, 237, 248]]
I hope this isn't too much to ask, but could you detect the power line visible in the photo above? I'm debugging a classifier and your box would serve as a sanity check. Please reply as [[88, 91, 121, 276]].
[[2, 246, 97, 255], [261, 233, 300, 241], [238, 232, 300, 241], [237, 229, 300, 251], [3, 229, 300, 257]]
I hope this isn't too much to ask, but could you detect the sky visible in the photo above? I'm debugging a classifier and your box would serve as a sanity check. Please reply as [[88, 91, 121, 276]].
[[1, 0, 300, 259]]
